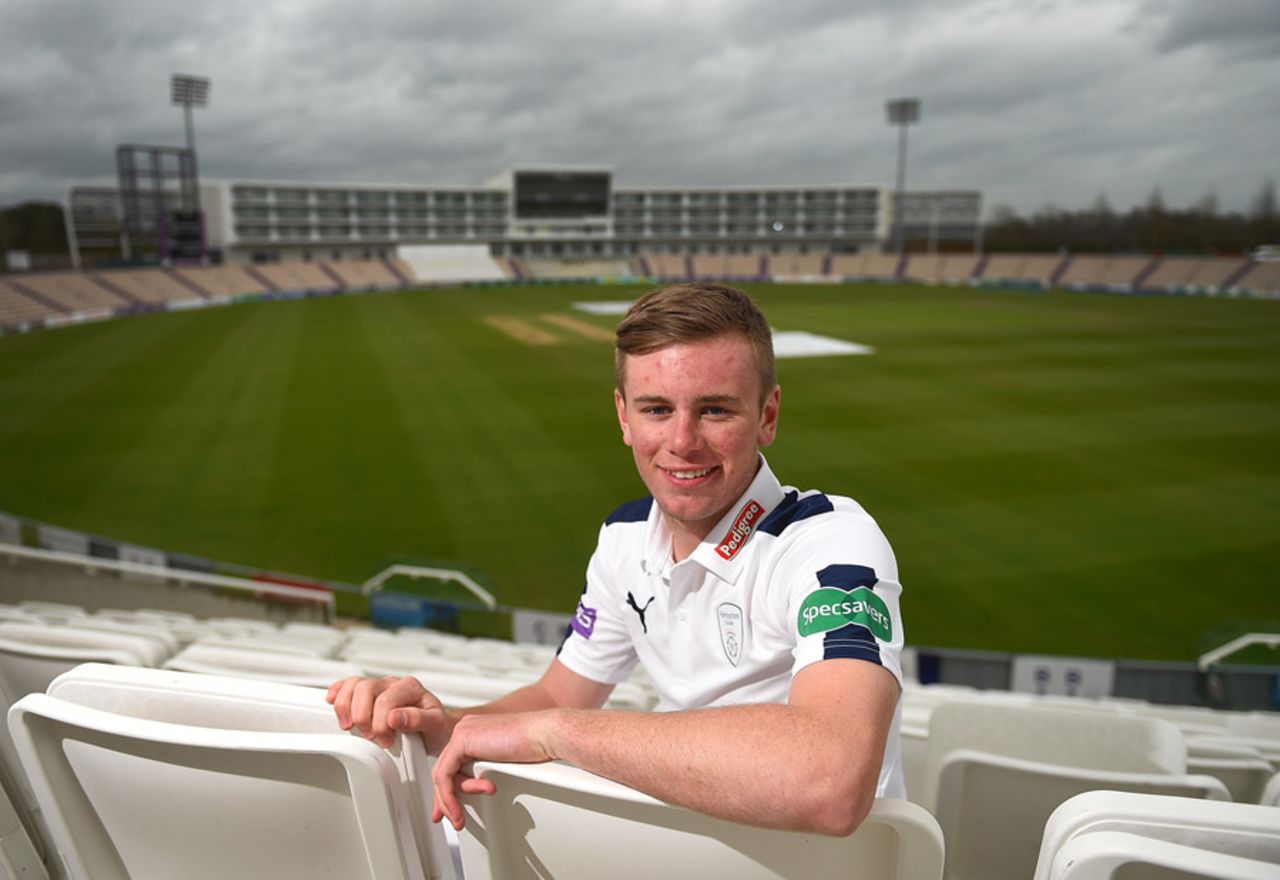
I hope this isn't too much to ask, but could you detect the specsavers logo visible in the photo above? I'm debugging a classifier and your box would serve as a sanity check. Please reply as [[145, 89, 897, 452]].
[[715, 499, 764, 560], [797, 587, 892, 641]]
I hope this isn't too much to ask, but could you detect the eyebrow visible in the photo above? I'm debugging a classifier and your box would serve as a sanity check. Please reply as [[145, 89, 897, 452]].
[[632, 394, 744, 405]]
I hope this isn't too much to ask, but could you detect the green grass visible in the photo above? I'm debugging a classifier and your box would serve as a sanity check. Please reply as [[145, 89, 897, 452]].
[[2, 283, 1278, 661]]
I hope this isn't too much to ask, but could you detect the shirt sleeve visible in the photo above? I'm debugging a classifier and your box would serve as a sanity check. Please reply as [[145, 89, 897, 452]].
[[779, 513, 905, 688], [554, 524, 640, 686]]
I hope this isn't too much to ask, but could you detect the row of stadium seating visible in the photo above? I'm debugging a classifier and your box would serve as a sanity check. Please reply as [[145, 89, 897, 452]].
[[523, 250, 1279, 296], [0, 601, 1274, 874], [0, 598, 1277, 879], [1, 250, 1278, 332]]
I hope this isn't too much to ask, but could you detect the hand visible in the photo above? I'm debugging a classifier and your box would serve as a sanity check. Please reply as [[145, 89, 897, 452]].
[[326, 675, 453, 752], [430, 711, 559, 830]]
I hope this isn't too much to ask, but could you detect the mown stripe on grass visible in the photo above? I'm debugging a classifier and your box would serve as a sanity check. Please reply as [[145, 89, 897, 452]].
[[539, 313, 614, 342], [484, 315, 558, 345]]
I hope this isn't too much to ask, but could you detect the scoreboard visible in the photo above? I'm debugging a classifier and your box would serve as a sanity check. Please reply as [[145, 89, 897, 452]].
[[513, 170, 611, 220]]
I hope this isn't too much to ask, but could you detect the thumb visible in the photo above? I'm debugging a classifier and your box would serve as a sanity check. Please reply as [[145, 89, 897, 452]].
[[389, 706, 446, 732]]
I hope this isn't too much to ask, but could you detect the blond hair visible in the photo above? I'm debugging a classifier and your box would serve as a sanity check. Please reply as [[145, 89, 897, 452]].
[[614, 283, 775, 406]]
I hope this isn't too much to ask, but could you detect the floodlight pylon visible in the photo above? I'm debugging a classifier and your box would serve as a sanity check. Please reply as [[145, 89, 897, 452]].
[[886, 98, 921, 254]]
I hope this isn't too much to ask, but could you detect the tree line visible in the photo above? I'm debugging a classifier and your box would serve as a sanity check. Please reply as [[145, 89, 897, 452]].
[[983, 181, 1279, 255]]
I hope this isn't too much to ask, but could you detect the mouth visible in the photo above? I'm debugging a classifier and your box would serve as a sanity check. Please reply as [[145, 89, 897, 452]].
[[661, 466, 717, 484]]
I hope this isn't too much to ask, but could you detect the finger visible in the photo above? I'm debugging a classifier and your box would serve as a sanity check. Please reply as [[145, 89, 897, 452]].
[[458, 777, 496, 796], [371, 677, 432, 746], [388, 705, 446, 732], [329, 677, 362, 729], [432, 749, 466, 830], [349, 678, 392, 738]]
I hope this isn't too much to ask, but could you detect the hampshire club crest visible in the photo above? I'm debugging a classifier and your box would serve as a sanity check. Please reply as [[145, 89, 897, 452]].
[[717, 602, 744, 666]]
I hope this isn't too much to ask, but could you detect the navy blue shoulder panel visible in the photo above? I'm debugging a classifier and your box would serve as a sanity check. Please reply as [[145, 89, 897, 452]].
[[605, 496, 654, 525], [759, 490, 835, 537]]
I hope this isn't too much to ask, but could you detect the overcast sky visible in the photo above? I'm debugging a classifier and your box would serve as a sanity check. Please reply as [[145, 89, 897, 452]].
[[1, 0, 1276, 217]]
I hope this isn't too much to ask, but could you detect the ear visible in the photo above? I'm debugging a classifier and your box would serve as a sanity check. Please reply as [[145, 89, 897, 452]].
[[757, 384, 780, 448], [614, 388, 633, 447]]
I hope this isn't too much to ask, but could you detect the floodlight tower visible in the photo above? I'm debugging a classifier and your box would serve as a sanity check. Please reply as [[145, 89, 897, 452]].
[[171, 74, 210, 184], [885, 97, 921, 254]]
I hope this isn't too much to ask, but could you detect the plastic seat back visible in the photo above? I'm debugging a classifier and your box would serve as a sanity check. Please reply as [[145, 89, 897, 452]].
[[935, 751, 1228, 880], [9, 693, 425, 880], [1035, 791, 1280, 880], [163, 644, 362, 687], [458, 760, 944, 880], [44, 663, 456, 880]]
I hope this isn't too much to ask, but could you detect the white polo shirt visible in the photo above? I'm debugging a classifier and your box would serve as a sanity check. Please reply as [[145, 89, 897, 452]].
[[557, 455, 906, 798]]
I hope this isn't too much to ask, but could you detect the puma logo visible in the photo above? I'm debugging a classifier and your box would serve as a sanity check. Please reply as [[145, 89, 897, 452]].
[[626, 591, 656, 634]]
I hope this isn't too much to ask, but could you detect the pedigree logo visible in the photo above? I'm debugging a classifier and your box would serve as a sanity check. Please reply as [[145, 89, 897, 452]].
[[716, 499, 765, 560]]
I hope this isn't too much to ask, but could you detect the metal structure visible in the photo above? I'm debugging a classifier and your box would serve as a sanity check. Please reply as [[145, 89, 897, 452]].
[[886, 98, 922, 254], [361, 563, 497, 609], [115, 144, 203, 261], [67, 186, 128, 266], [1198, 632, 1280, 672]]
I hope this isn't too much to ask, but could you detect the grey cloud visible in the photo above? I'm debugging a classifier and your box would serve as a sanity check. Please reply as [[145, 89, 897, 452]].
[[1145, 0, 1280, 59], [0, 0, 1276, 216]]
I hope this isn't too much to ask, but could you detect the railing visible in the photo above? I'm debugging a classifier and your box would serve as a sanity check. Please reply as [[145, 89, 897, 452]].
[[360, 563, 496, 609], [1197, 632, 1280, 672], [0, 542, 335, 619]]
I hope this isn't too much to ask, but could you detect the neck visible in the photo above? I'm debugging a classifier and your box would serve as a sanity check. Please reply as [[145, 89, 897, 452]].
[[670, 528, 702, 563]]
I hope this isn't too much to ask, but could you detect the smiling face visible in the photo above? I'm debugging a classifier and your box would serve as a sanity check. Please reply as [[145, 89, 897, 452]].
[[615, 332, 780, 560]]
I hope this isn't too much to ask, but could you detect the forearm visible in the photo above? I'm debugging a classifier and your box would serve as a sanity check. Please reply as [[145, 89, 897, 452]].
[[447, 679, 562, 722], [543, 703, 883, 835]]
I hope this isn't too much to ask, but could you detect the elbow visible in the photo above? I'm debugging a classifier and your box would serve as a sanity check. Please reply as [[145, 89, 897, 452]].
[[799, 776, 876, 838]]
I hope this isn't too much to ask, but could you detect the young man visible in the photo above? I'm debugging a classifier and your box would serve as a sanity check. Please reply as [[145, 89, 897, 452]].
[[329, 283, 905, 836]]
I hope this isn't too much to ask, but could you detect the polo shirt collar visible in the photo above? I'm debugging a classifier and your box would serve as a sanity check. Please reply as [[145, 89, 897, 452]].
[[639, 455, 786, 585]]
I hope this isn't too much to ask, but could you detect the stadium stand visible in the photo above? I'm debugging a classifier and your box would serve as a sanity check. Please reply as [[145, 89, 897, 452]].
[[525, 258, 633, 280], [176, 264, 269, 298], [725, 253, 765, 278], [769, 253, 827, 277], [15, 271, 130, 313], [94, 268, 202, 305], [1188, 256, 1251, 289], [0, 278, 59, 326], [398, 245, 507, 283], [457, 760, 945, 880], [982, 253, 1068, 287], [1137, 256, 1203, 291], [904, 254, 981, 283], [831, 252, 902, 280], [5, 250, 1279, 342], [1057, 256, 1155, 289], [252, 261, 341, 293], [1, 576, 1278, 880], [1234, 259, 1280, 295], [325, 258, 402, 290], [644, 252, 691, 279]]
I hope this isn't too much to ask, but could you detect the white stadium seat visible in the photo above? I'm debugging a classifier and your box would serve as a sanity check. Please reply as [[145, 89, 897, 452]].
[[11, 663, 457, 880], [1045, 831, 1279, 880], [8, 694, 428, 880], [922, 702, 1228, 880], [1262, 772, 1280, 808], [0, 622, 161, 876], [458, 760, 944, 880], [1034, 790, 1280, 880], [1186, 755, 1277, 804], [163, 644, 362, 687]]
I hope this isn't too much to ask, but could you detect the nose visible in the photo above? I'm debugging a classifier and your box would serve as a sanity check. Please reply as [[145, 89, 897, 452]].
[[667, 410, 704, 458]]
